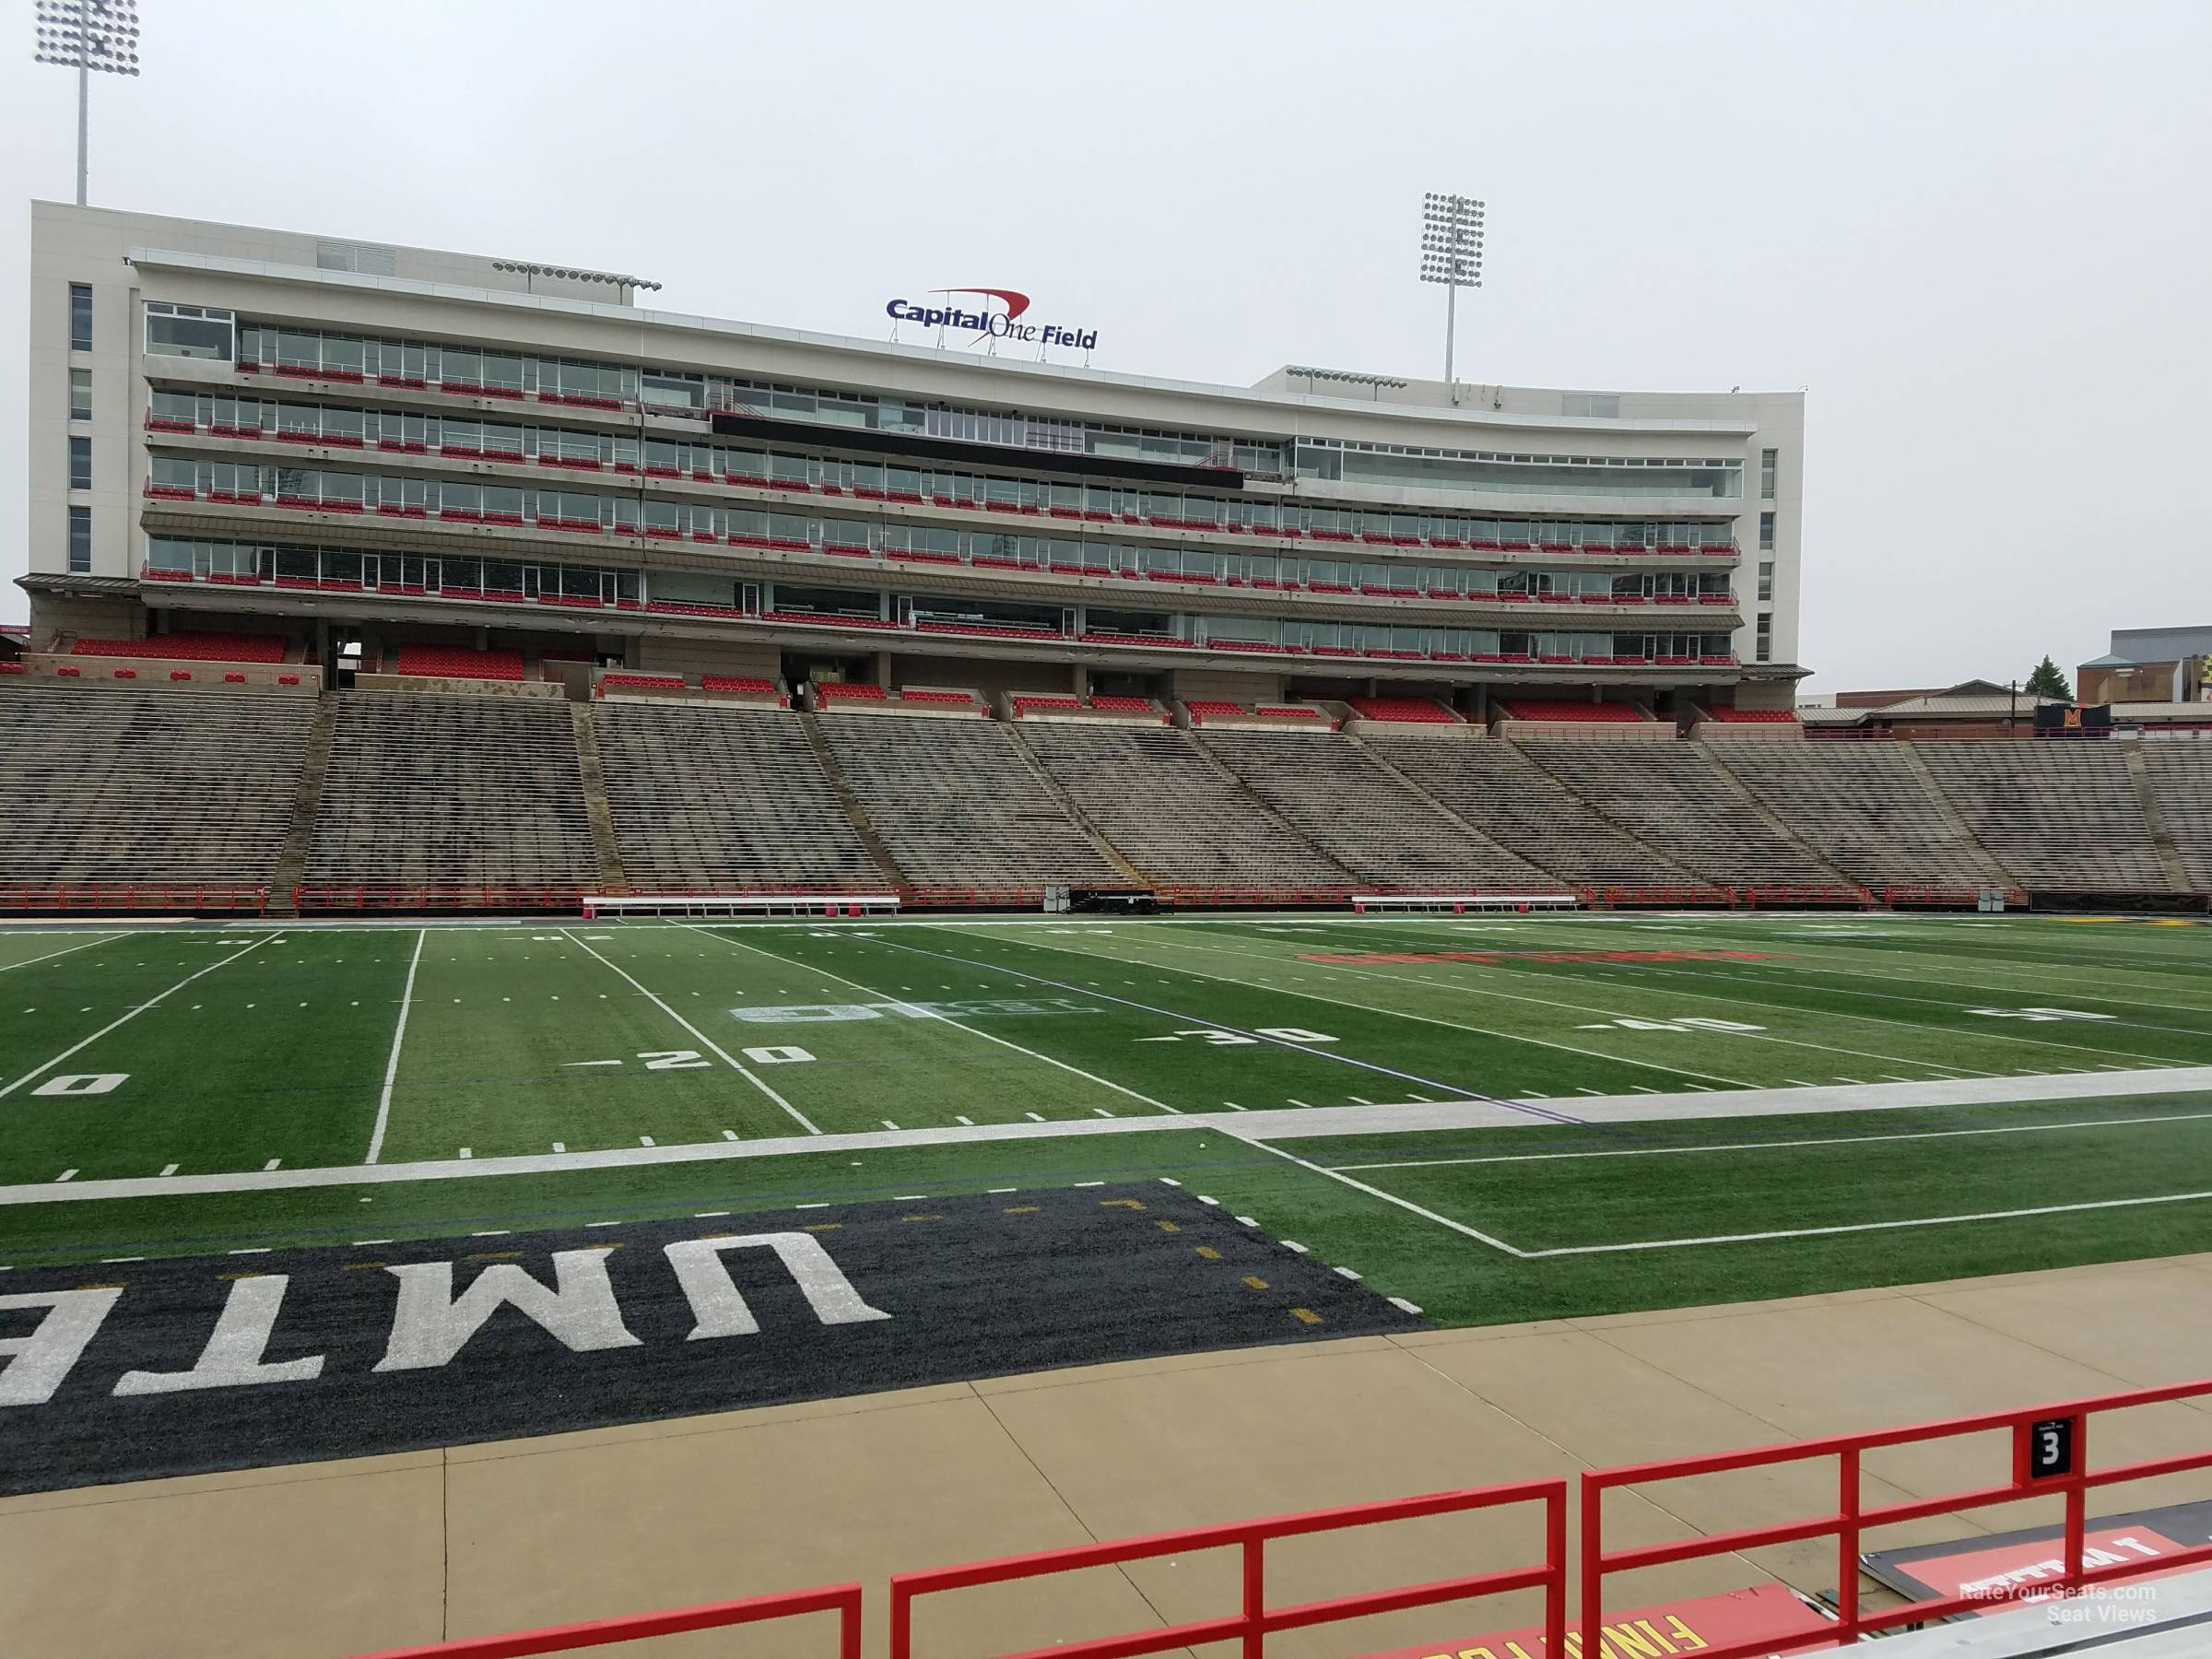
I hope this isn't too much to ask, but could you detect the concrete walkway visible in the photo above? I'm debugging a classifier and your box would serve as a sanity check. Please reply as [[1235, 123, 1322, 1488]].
[[5, 1252, 2210, 1658]]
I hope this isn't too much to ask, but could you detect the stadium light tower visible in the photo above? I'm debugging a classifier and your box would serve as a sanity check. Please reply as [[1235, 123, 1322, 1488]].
[[33, 0, 141, 208], [1418, 192, 1485, 403]]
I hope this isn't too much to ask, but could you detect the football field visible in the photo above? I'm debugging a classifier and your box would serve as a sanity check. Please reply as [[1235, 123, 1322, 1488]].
[[4, 909, 2211, 1329]]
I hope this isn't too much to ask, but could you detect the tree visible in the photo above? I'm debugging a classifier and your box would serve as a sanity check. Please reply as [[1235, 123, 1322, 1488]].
[[2024, 655, 2073, 703]]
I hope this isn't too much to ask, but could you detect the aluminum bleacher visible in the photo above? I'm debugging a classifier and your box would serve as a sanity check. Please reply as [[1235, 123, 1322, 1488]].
[[1195, 727, 1571, 892], [1016, 721, 1355, 890], [303, 693, 598, 888], [2140, 742, 2212, 890], [0, 681, 312, 885], [1517, 737, 1852, 887], [594, 703, 888, 891], [1915, 741, 2178, 893], [817, 713, 1123, 888], [1711, 741, 2013, 890], [1360, 730, 1711, 890]]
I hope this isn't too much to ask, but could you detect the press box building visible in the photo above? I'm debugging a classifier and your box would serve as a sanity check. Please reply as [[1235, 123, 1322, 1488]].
[[24, 201, 1806, 711]]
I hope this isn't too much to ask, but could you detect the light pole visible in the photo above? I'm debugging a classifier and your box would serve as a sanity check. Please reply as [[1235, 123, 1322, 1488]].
[[1418, 192, 1485, 404], [33, 0, 140, 208]]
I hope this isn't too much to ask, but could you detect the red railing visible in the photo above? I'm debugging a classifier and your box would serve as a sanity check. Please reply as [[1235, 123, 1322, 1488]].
[[345, 1582, 862, 1658], [0, 883, 267, 914], [1883, 884, 2030, 910], [1576, 882, 1736, 907], [889, 1480, 1566, 1659], [1582, 1376, 2212, 1657], [1739, 884, 1877, 909]]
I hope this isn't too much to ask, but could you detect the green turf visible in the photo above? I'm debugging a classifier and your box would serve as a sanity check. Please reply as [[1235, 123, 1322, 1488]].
[[3, 912, 2209, 1328]]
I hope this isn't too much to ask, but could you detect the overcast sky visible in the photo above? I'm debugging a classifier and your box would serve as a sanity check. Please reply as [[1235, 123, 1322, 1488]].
[[4, 0, 2206, 690]]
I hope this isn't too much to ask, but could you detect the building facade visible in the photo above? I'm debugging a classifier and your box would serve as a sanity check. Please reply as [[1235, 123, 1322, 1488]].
[[26, 202, 1806, 709], [2079, 627, 2212, 708]]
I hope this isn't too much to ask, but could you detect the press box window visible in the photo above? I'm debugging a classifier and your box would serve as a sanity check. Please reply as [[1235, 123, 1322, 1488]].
[[67, 506, 90, 572], [145, 302, 235, 361], [68, 369, 91, 420], [1759, 512, 1775, 550], [68, 283, 92, 351], [69, 436, 91, 489]]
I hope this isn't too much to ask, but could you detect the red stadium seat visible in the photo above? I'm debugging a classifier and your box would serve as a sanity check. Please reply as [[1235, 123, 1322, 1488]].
[[1347, 697, 1458, 724], [1497, 700, 1646, 723], [395, 645, 525, 682]]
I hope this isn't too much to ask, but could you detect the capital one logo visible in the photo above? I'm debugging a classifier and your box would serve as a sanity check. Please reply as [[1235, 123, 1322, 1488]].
[[885, 287, 1098, 351]]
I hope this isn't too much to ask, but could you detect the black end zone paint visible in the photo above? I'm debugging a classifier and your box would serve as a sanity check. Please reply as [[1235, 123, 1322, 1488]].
[[0, 1184, 1418, 1496]]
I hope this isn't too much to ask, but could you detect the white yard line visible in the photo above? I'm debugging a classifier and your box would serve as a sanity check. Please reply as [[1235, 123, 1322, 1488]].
[[0, 935, 273, 1100], [1525, 1189, 2212, 1257], [1331, 1108, 2212, 1172], [363, 928, 428, 1164], [10, 1065, 2208, 1208], [676, 921, 1182, 1116], [0, 934, 125, 975], [953, 924, 1750, 1092], [1218, 1130, 1529, 1257], [559, 929, 821, 1134]]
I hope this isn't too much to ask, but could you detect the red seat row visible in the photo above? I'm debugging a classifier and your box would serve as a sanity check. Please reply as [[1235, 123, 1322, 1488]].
[[394, 645, 524, 682], [1498, 700, 1646, 723], [1702, 707, 1799, 724], [73, 632, 288, 664], [1347, 696, 1458, 724]]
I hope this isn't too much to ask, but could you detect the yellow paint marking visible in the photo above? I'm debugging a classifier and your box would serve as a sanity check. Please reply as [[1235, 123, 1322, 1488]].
[[465, 1251, 523, 1262], [1004, 1206, 1041, 1215], [75, 1282, 124, 1290], [1155, 1220, 1181, 1233], [341, 1261, 386, 1272], [215, 1270, 276, 1281], [900, 1214, 943, 1223], [803, 1222, 842, 1232], [1289, 1308, 1323, 1326], [1195, 1246, 1223, 1261], [1241, 1276, 1269, 1291], [1100, 1199, 1147, 1211]]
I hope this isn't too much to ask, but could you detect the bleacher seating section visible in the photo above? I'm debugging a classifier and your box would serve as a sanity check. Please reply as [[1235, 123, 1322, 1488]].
[[1700, 707, 1800, 724], [72, 632, 288, 664], [1914, 742, 2175, 892], [304, 694, 599, 887], [1517, 739, 1849, 886], [2140, 744, 2212, 891], [1016, 723, 1355, 889], [1359, 732, 1711, 889], [1710, 743, 2010, 890], [0, 683, 313, 883], [395, 645, 524, 681], [815, 682, 886, 706], [1195, 728, 1569, 892], [1497, 700, 1645, 724], [1348, 696, 1458, 724], [595, 703, 888, 890], [1009, 695, 1086, 717], [818, 715, 1123, 888], [700, 676, 782, 701]]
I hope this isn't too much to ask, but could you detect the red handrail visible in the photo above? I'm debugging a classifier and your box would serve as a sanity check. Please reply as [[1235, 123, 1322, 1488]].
[[343, 1581, 862, 1658], [0, 883, 267, 914], [1582, 1376, 2212, 1656], [889, 1479, 1565, 1659]]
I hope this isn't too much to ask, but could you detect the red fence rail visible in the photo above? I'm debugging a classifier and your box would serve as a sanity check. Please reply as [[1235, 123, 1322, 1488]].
[[345, 1582, 862, 1658], [888, 1479, 1566, 1659], [0, 883, 267, 914], [1739, 884, 1877, 909], [1582, 1376, 2212, 1657]]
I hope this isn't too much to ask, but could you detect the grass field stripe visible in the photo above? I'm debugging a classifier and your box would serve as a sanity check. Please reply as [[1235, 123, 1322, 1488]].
[[1527, 1187, 2212, 1256], [677, 922, 1182, 1116], [1331, 1108, 2212, 1172], [558, 930, 821, 1135], [1221, 1131, 1531, 1258], [1170, 927, 1994, 1081], [984, 925, 1747, 1093], [1364, 920, 2212, 1064], [363, 928, 428, 1166], [0, 933, 125, 975], [0, 934, 273, 1101]]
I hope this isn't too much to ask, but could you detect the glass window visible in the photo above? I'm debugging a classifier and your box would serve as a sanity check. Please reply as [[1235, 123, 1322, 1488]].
[[69, 369, 91, 420], [68, 283, 92, 351], [145, 306, 236, 361], [1759, 512, 1775, 551], [1758, 560, 1774, 602], [67, 505, 90, 571], [68, 436, 91, 489], [1755, 613, 1773, 663], [1760, 448, 1778, 500]]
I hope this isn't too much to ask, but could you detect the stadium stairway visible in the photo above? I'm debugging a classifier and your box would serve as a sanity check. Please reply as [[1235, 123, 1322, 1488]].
[[1343, 726, 1601, 889], [1893, 742, 2021, 888], [796, 712, 911, 887], [1695, 740, 1860, 884], [2122, 743, 2195, 894], [999, 723, 1154, 888], [265, 694, 341, 915], [1173, 724, 1364, 886], [569, 704, 629, 893]]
